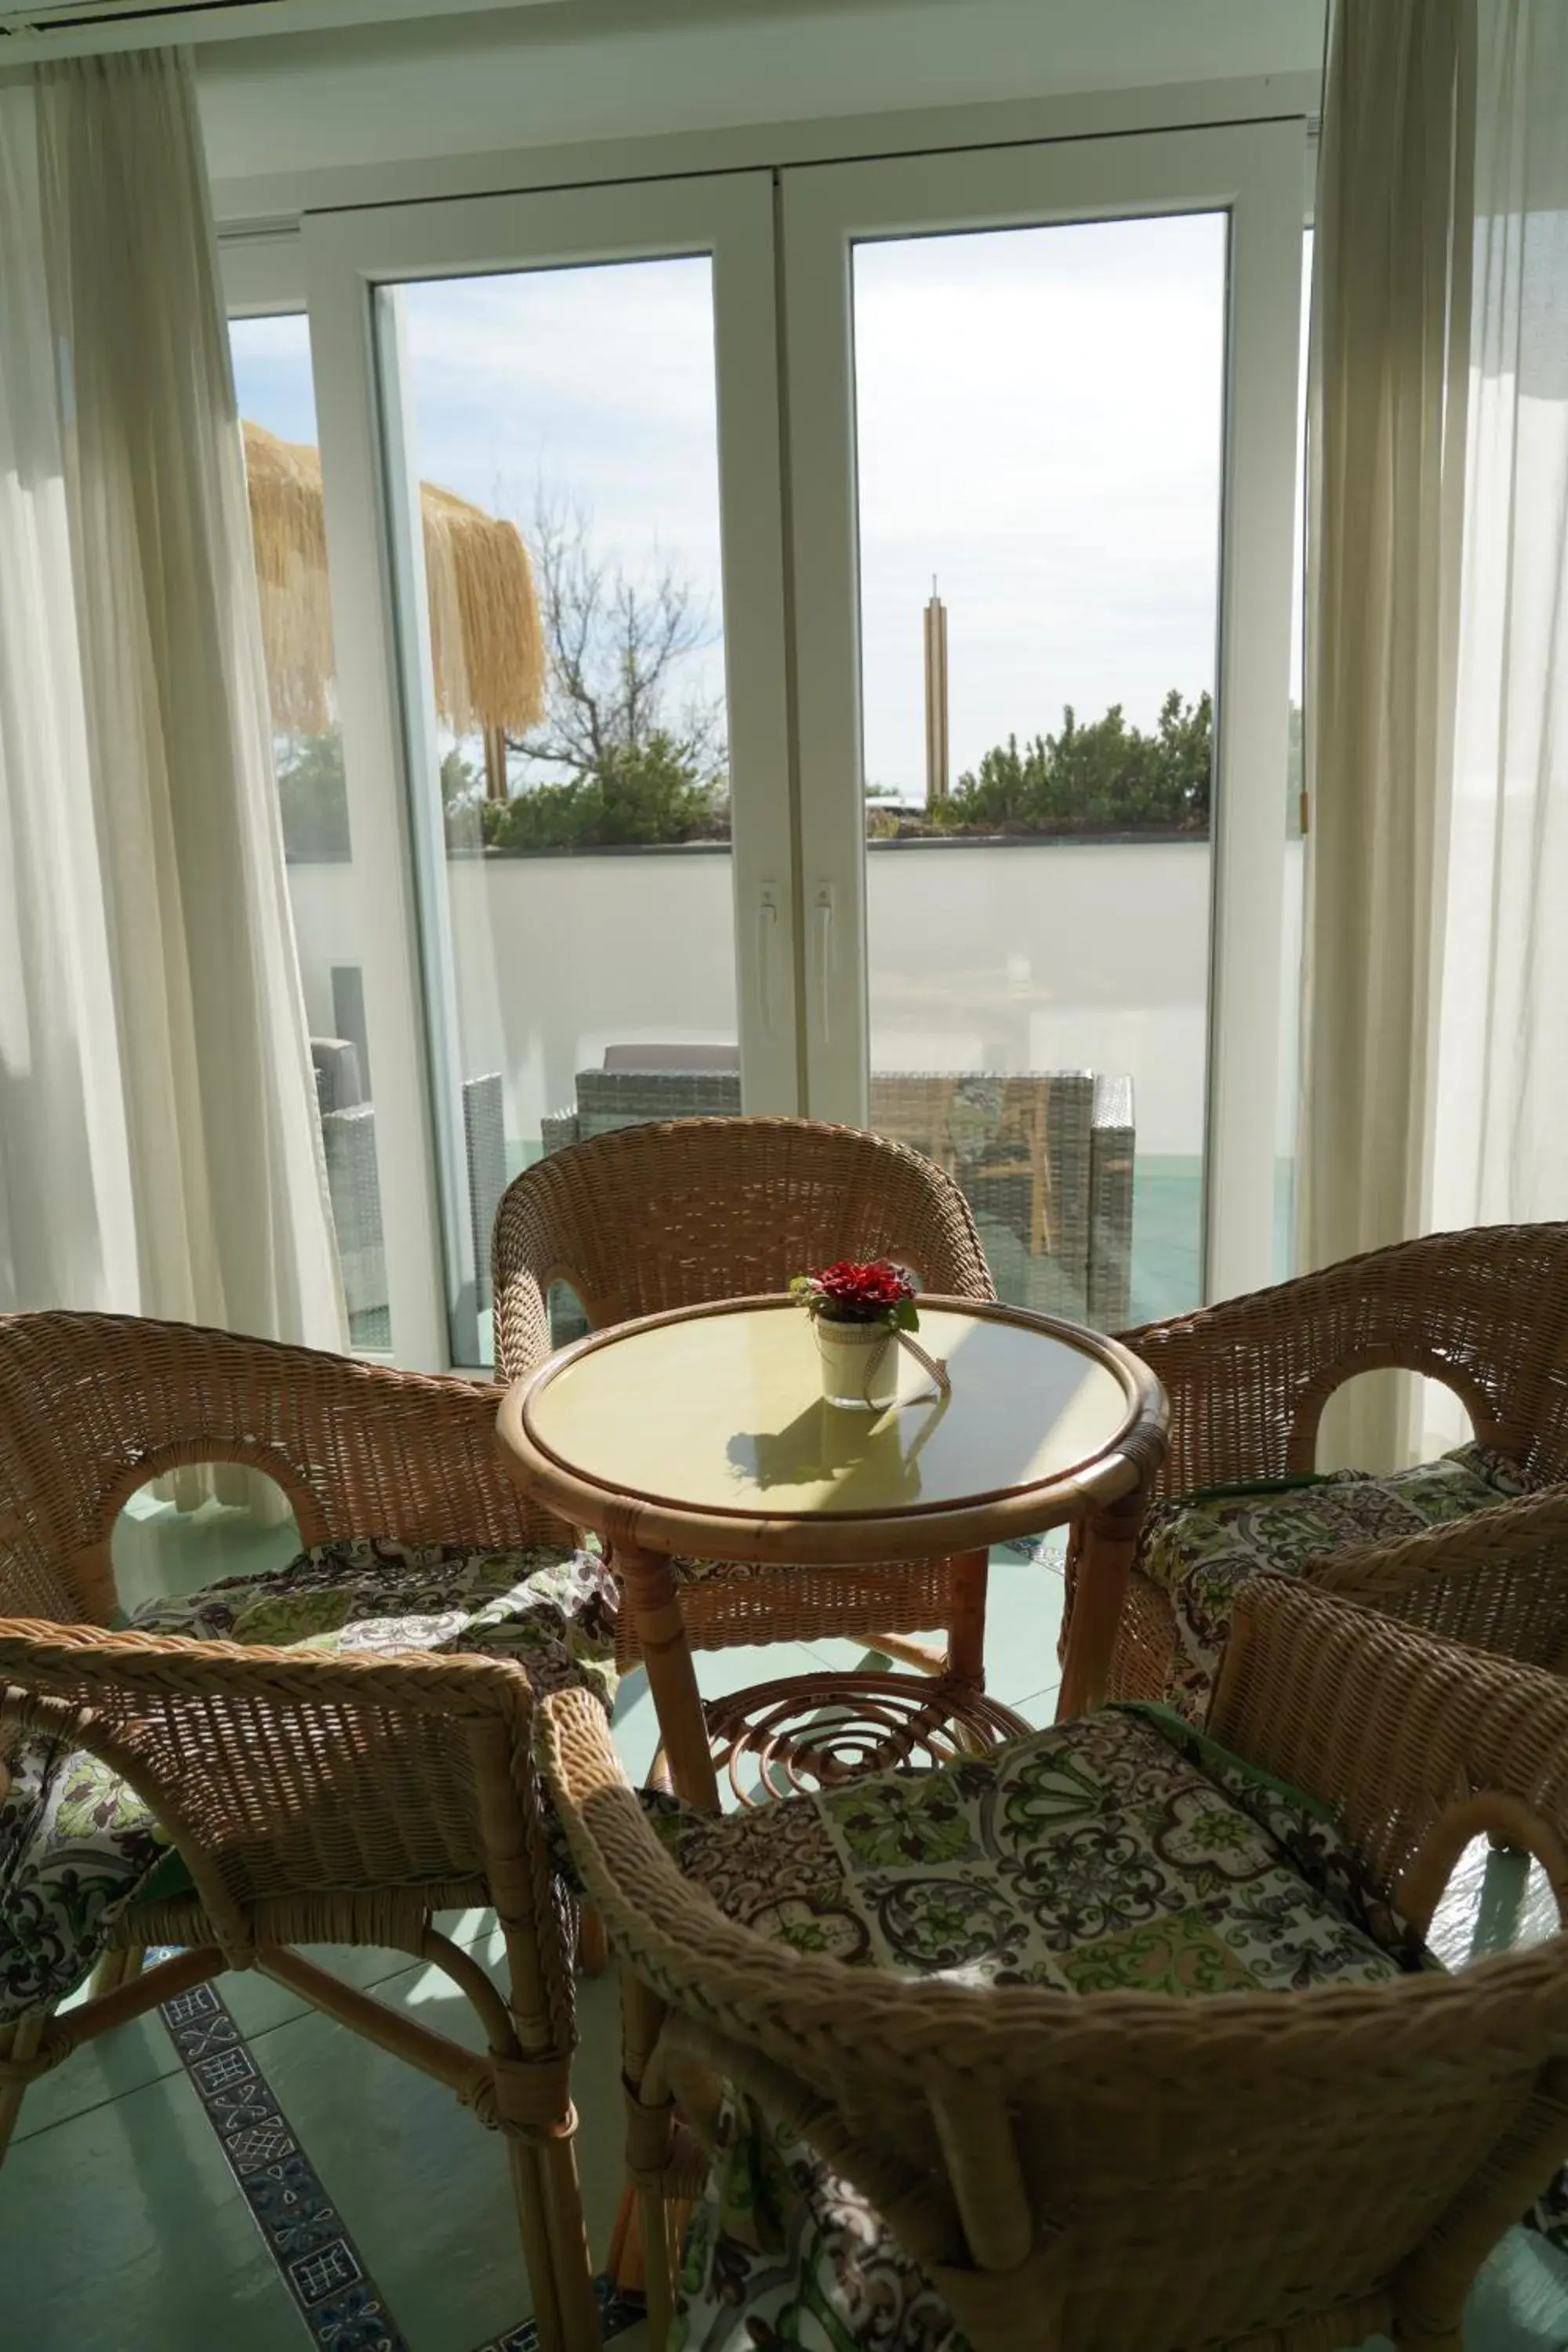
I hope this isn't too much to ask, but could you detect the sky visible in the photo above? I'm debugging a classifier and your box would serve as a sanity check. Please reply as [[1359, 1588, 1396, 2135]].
[[231, 209, 1243, 802]]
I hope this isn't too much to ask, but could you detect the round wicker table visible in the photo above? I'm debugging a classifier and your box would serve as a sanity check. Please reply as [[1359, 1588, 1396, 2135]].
[[496, 1294, 1167, 1809]]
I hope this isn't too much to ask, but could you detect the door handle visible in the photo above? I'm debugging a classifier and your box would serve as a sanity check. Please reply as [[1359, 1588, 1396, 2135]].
[[812, 887, 834, 1047], [756, 884, 781, 1037]]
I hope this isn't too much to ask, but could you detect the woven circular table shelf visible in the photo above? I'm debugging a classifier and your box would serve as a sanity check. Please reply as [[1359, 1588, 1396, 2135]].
[[650, 1671, 1033, 1808]]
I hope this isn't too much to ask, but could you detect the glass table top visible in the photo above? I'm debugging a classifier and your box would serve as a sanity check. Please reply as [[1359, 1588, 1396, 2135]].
[[521, 1298, 1135, 1520]]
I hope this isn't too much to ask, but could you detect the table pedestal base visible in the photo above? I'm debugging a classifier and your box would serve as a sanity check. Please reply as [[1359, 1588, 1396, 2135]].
[[650, 1670, 1031, 1808]]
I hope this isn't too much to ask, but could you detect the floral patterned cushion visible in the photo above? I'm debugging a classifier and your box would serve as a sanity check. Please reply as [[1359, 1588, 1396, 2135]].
[[665, 1705, 1426, 2352], [0, 1540, 616, 2026], [129, 1537, 619, 1711], [1138, 1443, 1537, 1723], [666, 1555, 775, 1589]]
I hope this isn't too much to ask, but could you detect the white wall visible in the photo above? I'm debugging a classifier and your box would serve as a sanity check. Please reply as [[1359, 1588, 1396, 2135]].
[[198, 0, 1324, 201], [866, 841, 1210, 1155], [287, 837, 1306, 1160]]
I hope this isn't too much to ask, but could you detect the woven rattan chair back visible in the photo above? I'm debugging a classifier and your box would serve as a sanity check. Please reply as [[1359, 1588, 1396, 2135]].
[[0, 1309, 561, 1628], [1128, 1221, 1568, 1504], [543, 1581, 1568, 2352], [492, 1115, 994, 1377]]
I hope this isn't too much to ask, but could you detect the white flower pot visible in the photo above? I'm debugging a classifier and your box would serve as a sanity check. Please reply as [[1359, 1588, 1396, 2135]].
[[815, 1318, 900, 1410]]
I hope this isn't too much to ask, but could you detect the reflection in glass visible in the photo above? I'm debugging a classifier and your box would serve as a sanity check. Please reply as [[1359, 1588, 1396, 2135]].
[[387, 259, 737, 1363], [230, 316, 389, 1350], [852, 214, 1228, 1328]]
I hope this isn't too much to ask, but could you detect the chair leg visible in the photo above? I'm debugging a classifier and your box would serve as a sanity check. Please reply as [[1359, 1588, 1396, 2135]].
[[89, 1943, 144, 1999], [944, 1548, 989, 1688], [510, 2138, 566, 2352], [539, 2131, 601, 2352], [0, 2013, 45, 2166], [641, 2180, 676, 2350], [620, 1966, 681, 2343], [88, 1950, 128, 1998], [508, 2132, 599, 2352], [575, 1900, 611, 1977], [865, 1630, 946, 1675]]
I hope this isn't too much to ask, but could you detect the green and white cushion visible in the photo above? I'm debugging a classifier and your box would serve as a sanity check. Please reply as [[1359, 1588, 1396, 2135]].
[[0, 1540, 617, 2024], [662, 1705, 1428, 2352], [1138, 1443, 1537, 1723]]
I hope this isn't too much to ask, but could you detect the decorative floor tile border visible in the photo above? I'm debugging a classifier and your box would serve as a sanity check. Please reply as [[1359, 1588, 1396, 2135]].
[[154, 1967, 644, 2350], [158, 1974, 413, 2352]]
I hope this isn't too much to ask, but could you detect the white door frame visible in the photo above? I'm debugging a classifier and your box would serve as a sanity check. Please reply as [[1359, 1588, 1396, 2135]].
[[303, 175, 795, 1368], [779, 122, 1305, 1306]]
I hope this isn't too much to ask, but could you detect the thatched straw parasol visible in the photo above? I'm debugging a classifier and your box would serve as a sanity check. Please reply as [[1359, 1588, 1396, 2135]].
[[242, 419, 546, 744]]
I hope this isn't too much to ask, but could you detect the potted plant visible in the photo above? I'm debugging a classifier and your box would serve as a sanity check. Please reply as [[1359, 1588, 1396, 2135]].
[[789, 1259, 920, 1410]]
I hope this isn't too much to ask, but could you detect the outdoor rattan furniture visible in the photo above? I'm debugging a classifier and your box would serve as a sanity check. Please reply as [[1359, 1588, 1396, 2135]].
[[0, 1311, 601, 2352], [540, 1577, 1568, 2352], [312, 1042, 507, 1352], [496, 1293, 1167, 1808], [492, 1116, 1004, 1675], [1063, 1221, 1568, 1717], [539, 1058, 1136, 1328]]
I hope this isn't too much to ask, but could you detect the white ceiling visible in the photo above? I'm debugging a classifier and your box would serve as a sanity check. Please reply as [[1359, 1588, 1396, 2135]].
[[0, 0, 564, 62], [196, 0, 1327, 191]]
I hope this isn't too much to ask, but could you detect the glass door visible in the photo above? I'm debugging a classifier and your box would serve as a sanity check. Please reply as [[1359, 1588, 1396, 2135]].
[[299, 134, 1304, 1370], [305, 178, 794, 1366], [228, 303, 395, 1353], [781, 126, 1305, 1322]]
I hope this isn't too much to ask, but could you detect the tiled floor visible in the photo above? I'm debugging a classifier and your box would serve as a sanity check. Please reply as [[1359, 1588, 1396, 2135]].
[[5, 1508, 1568, 2348]]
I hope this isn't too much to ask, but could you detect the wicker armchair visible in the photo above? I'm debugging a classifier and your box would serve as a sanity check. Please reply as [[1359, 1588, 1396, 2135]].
[[492, 1116, 996, 1668], [541, 1580, 1568, 2352], [1062, 1221, 1568, 1714], [0, 1311, 598, 2352]]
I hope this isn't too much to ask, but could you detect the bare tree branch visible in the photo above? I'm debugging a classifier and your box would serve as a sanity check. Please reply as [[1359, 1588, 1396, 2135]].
[[505, 484, 727, 788]]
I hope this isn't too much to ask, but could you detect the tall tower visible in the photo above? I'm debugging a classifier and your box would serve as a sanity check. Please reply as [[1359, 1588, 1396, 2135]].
[[924, 579, 949, 803]]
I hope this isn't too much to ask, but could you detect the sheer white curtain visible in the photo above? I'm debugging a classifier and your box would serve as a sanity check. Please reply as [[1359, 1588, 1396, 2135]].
[[1428, 5, 1568, 1243], [1302, 0, 1568, 1468], [0, 89, 136, 1316], [0, 50, 344, 1354], [1299, 0, 1474, 1469], [1421, 0, 1568, 1454]]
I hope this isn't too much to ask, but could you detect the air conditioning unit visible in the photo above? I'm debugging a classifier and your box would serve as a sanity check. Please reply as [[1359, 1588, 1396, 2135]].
[[0, 0, 566, 59]]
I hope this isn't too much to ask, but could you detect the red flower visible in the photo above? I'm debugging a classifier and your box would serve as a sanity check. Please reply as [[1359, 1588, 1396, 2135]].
[[790, 1258, 918, 1327]]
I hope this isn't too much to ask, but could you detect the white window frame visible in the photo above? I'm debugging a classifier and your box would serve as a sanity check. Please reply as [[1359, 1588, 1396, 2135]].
[[220, 226, 307, 319], [779, 122, 1305, 1306], [301, 176, 795, 1370], [223, 116, 1306, 1370]]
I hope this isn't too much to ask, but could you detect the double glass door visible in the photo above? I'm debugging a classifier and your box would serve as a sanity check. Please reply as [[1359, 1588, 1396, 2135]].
[[301, 125, 1303, 1369]]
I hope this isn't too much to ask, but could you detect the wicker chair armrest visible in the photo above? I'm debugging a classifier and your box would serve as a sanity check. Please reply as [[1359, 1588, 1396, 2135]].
[[1210, 1581, 1568, 1929], [1115, 1299, 1329, 1494], [538, 1686, 788, 1985], [0, 1617, 536, 1715], [1307, 1483, 1568, 1601], [0, 1617, 538, 1929]]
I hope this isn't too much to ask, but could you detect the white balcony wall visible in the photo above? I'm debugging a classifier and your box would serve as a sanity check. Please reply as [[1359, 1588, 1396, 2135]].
[[286, 837, 1304, 1160]]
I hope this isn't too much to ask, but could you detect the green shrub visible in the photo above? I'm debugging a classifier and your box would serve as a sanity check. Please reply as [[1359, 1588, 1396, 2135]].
[[277, 733, 350, 861], [931, 690, 1212, 839], [481, 731, 728, 852]]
